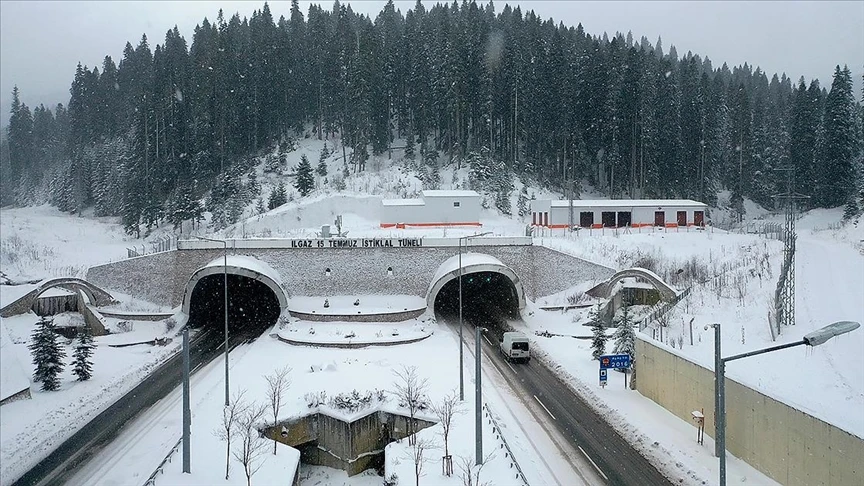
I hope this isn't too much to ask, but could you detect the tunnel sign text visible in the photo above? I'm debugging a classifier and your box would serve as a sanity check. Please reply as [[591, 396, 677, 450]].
[[289, 238, 423, 249]]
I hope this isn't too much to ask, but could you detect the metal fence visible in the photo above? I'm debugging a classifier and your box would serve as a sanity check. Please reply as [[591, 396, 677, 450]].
[[127, 235, 177, 259], [639, 286, 693, 332], [482, 402, 530, 486], [143, 437, 182, 486]]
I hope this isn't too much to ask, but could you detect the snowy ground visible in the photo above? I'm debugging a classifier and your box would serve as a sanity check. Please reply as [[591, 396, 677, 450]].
[[1, 140, 862, 486], [107, 315, 586, 486], [0, 311, 182, 483]]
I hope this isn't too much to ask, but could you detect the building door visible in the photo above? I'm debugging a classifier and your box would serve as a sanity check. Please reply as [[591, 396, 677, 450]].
[[677, 211, 687, 226], [654, 211, 665, 226], [602, 212, 616, 228], [617, 211, 632, 227], [694, 211, 704, 226], [532, 212, 536, 225], [544, 212, 549, 226], [580, 212, 593, 228]]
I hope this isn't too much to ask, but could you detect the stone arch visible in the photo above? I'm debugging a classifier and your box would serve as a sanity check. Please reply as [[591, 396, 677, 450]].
[[0, 277, 117, 317], [181, 255, 289, 315], [587, 267, 678, 300], [426, 253, 526, 311]]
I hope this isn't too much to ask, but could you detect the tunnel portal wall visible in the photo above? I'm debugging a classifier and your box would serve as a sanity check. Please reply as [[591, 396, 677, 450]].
[[86, 244, 615, 309]]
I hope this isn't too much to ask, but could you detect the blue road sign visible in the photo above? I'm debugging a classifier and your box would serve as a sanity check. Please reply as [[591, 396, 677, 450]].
[[599, 369, 608, 381], [600, 354, 631, 369]]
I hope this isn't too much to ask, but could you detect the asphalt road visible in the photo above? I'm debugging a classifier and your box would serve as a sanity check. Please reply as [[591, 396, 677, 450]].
[[12, 326, 249, 486], [453, 316, 674, 486]]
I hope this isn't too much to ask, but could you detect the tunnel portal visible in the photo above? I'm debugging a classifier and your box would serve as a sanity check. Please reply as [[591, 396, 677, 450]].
[[187, 274, 281, 335], [433, 271, 521, 340]]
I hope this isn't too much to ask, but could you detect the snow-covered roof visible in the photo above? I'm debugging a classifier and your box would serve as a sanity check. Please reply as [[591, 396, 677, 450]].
[[547, 199, 707, 208], [381, 199, 425, 206], [0, 321, 30, 402], [421, 190, 479, 198]]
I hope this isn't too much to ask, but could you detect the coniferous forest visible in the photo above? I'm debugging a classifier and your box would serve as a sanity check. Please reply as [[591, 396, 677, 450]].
[[2, 0, 863, 237]]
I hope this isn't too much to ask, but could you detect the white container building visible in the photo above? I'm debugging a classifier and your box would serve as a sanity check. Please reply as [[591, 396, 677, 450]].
[[381, 190, 481, 228], [530, 199, 708, 229]]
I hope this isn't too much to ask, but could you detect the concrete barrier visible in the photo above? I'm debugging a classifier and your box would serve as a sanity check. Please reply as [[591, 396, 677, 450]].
[[635, 336, 864, 486]]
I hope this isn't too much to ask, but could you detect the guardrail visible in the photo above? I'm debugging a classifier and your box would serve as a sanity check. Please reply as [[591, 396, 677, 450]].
[[639, 286, 693, 332], [143, 437, 182, 486], [482, 402, 529, 486]]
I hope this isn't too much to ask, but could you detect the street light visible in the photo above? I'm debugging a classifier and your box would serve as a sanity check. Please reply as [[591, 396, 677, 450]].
[[192, 235, 230, 407], [475, 325, 487, 466], [458, 231, 493, 401], [708, 321, 860, 486]]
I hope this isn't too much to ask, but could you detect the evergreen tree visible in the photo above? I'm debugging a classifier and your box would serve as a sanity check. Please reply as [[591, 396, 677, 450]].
[[589, 305, 607, 360], [611, 304, 636, 360], [256, 196, 266, 214], [294, 154, 315, 196], [268, 181, 287, 209], [819, 65, 857, 208], [72, 326, 95, 381], [28, 317, 66, 391], [316, 147, 329, 177], [517, 186, 529, 217]]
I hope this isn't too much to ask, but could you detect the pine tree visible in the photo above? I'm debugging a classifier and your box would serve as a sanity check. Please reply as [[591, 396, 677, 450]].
[[517, 186, 529, 217], [611, 304, 636, 360], [589, 305, 607, 360], [256, 197, 266, 214], [73, 326, 95, 381], [294, 154, 315, 196], [268, 181, 287, 209], [28, 317, 66, 391], [316, 148, 329, 177]]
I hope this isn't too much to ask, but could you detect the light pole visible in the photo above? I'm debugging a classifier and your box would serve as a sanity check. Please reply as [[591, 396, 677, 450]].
[[475, 325, 487, 465], [193, 235, 230, 407], [458, 231, 492, 401], [708, 321, 860, 486]]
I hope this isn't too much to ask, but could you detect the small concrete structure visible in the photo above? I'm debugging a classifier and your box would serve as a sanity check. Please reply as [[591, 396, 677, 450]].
[[381, 190, 481, 228], [530, 199, 708, 229], [264, 409, 436, 476], [0, 277, 117, 318], [587, 267, 678, 301]]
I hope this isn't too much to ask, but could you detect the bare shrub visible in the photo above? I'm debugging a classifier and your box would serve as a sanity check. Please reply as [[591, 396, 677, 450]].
[[430, 390, 464, 475], [214, 390, 248, 480], [392, 365, 430, 445], [409, 436, 436, 486], [264, 366, 291, 454], [117, 320, 134, 333], [304, 391, 327, 408], [233, 402, 269, 486], [566, 291, 586, 306], [163, 317, 176, 333], [456, 454, 495, 486]]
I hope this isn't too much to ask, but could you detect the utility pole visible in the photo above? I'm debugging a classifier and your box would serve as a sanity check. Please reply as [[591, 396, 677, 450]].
[[182, 327, 191, 473], [771, 167, 809, 334]]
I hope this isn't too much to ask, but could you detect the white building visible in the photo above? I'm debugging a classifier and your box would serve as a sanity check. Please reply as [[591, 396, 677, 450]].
[[381, 190, 481, 228], [530, 199, 708, 229]]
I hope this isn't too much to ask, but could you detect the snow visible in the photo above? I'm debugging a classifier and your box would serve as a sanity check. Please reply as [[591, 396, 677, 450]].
[[547, 198, 707, 208], [381, 198, 424, 206], [430, 253, 509, 285], [288, 295, 426, 314], [0, 284, 37, 308], [277, 318, 433, 346], [0, 320, 30, 402], [201, 254, 282, 286], [0, 312, 182, 484], [421, 190, 479, 198]]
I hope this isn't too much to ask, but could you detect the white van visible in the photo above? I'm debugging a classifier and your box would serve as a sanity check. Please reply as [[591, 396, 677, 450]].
[[500, 332, 530, 363]]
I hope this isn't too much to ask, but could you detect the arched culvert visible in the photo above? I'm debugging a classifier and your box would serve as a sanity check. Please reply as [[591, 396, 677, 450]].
[[428, 253, 525, 338], [182, 255, 288, 333]]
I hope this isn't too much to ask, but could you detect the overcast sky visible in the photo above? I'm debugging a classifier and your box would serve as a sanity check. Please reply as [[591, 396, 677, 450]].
[[1, 0, 862, 126]]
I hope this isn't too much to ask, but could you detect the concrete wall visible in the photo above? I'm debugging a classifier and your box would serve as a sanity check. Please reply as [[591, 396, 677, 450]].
[[86, 245, 614, 309], [635, 336, 864, 486]]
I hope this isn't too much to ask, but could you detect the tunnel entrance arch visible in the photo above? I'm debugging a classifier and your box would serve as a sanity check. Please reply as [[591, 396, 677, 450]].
[[182, 256, 288, 333], [427, 254, 525, 338]]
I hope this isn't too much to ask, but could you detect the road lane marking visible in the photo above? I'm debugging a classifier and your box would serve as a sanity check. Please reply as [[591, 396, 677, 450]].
[[506, 362, 517, 373], [578, 445, 608, 481], [533, 395, 557, 420], [483, 334, 493, 346]]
